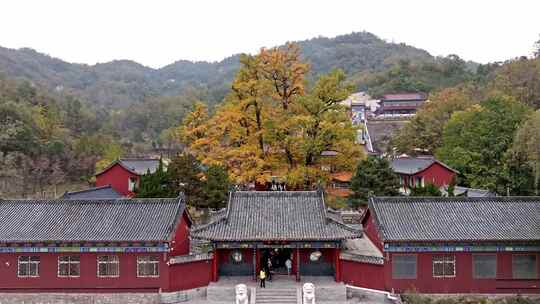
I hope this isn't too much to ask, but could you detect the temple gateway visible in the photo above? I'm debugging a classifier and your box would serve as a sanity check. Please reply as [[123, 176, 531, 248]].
[[191, 191, 361, 282]]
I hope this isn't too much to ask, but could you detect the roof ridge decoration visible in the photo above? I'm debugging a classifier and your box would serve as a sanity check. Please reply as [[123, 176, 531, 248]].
[[224, 190, 233, 223], [319, 190, 330, 224]]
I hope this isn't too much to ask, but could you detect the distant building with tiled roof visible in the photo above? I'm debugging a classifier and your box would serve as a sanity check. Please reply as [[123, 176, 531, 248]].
[[378, 92, 427, 117], [61, 185, 123, 199], [95, 158, 165, 196], [327, 172, 354, 198], [391, 156, 458, 194]]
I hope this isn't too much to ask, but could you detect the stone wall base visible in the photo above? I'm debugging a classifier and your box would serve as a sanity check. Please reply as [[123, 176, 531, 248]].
[[0, 288, 208, 304]]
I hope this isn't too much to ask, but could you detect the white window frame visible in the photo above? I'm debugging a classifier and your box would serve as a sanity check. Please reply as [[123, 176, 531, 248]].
[[18, 256, 40, 278], [97, 255, 120, 278], [432, 255, 456, 278], [136, 256, 160, 278], [128, 177, 137, 191], [58, 255, 80, 278]]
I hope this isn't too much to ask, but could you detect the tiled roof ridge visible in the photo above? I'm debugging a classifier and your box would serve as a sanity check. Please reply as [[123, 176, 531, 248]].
[[119, 157, 160, 162], [233, 191, 319, 197], [95, 159, 137, 176], [0, 197, 180, 205], [190, 215, 226, 235], [63, 184, 114, 195], [372, 196, 540, 202], [326, 217, 363, 235]]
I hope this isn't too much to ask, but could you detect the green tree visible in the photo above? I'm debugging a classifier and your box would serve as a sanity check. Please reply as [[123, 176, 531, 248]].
[[410, 183, 442, 196], [392, 87, 475, 154], [511, 110, 540, 194], [349, 156, 400, 207], [436, 97, 531, 193], [135, 159, 174, 198], [168, 153, 206, 207], [203, 165, 231, 209]]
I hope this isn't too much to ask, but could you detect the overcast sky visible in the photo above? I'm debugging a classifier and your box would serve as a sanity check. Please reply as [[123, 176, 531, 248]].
[[1, 0, 539, 68]]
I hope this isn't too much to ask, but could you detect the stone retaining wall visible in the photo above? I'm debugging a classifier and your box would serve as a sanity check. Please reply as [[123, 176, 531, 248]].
[[0, 293, 159, 304]]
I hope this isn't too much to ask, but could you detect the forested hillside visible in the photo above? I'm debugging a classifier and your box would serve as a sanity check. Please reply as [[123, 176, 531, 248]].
[[0, 32, 434, 108], [1, 31, 539, 198]]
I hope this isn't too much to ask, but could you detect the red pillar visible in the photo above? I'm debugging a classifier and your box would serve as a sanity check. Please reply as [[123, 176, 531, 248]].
[[296, 247, 301, 282], [212, 248, 219, 282], [334, 248, 341, 282]]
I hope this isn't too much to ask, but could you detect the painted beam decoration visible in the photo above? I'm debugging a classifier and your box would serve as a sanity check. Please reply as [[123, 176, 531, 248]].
[[0, 243, 169, 253], [384, 243, 540, 252]]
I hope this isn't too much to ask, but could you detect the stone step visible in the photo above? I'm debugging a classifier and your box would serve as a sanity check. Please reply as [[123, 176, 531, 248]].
[[256, 300, 297, 304], [255, 288, 298, 304]]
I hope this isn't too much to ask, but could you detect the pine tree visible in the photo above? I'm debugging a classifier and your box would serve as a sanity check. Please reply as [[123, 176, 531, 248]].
[[135, 159, 174, 198], [348, 156, 400, 207], [410, 183, 442, 197], [168, 153, 206, 207], [203, 165, 231, 209]]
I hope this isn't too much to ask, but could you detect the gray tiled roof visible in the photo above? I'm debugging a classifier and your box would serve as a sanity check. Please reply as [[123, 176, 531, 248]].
[[441, 186, 497, 198], [95, 158, 162, 176], [119, 158, 161, 175], [61, 185, 123, 199], [191, 191, 361, 241], [0, 197, 186, 243], [365, 120, 407, 154], [391, 157, 458, 175], [369, 197, 540, 242]]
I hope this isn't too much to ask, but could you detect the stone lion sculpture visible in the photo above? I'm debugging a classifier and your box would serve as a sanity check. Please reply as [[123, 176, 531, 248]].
[[303, 282, 315, 304], [235, 284, 248, 304]]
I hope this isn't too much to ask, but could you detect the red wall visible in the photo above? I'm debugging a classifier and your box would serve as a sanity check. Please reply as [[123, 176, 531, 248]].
[[0, 252, 168, 292], [361, 210, 384, 252], [385, 251, 540, 293], [170, 213, 191, 256], [341, 260, 385, 290], [167, 260, 212, 292], [96, 164, 139, 197], [402, 162, 456, 190]]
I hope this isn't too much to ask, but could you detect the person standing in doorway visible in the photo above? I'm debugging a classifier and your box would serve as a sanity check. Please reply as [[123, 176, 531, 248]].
[[285, 258, 292, 276], [266, 258, 273, 281], [259, 269, 266, 288]]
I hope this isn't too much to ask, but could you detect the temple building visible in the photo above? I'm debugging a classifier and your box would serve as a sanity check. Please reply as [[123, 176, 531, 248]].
[[0, 192, 538, 298], [0, 196, 193, 292], [361, 196, 540, 293], [377, 93, 427, 117], [191, 191, 361, 282], [95, 158, 164, 197]]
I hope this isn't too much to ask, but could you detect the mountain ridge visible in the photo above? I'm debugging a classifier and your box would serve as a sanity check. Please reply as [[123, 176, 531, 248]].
[[0, 31, 440, 107]]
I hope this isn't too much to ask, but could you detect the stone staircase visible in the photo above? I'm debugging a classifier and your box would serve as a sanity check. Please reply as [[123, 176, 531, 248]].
[[255, 287, 299, 304]]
